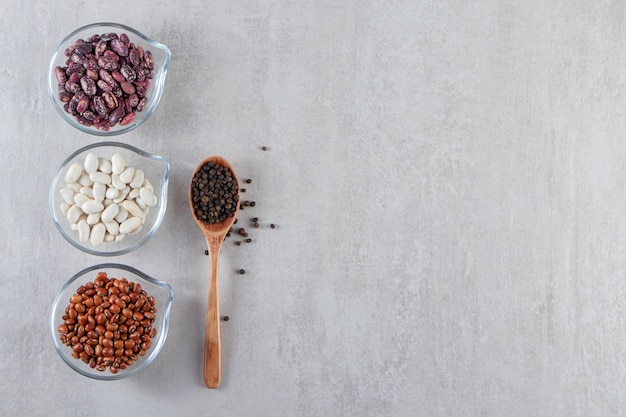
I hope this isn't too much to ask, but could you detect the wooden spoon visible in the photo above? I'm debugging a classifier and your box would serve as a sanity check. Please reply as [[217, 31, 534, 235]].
[[189, 155, 240, 388]]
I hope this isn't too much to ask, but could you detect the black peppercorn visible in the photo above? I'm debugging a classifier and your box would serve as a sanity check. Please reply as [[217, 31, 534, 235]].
[[190, 161, 239, 224], [239, 269, 245, 274]]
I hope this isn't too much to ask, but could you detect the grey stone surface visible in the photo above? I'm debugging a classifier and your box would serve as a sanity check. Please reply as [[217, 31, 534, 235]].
[[2, 1, 626, 416]]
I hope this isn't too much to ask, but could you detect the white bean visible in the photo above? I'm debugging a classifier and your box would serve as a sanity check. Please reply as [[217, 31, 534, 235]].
[[105, 187, 118, 199], [129, 188, 140, 199], [89, 172, 111, 185], [65, 182, 81, 192], [59, 188, 75, 205], [84, 152, 99, 173], [82, 199, 104, 215], [92, 183, 105, 201], [61, 203, 70, 216], [101, 203, 119, 224], [129, 169, 144, 189], [111, 174, 126, 190], [120, 166, 135, 184], [64, 162, 82, 183], [78, 173, 93, 187], [73, 192, 90, 208], [79, 186, 94, 199], [113, 186, 130, 204], [142, 179, 153, 192], [122, 200, 144, 218], [119, 217, 142, 234], [139, 187, 158, 207], [104, 220, 120, 236], [86, 212, 101, 225], [114, 205, 128, 223], [67, 204, 82, 224], [111, 153, 126, 175], [98, 157, 112, 174], [77, 219, 90, 242], [90, 223, 106, 247]]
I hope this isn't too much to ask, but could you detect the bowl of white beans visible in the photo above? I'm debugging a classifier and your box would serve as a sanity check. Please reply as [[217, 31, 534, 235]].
[[50, 142, 170, 256]]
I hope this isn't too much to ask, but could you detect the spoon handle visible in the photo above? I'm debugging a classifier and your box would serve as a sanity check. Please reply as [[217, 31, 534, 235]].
[[204, 243, 221, 388]]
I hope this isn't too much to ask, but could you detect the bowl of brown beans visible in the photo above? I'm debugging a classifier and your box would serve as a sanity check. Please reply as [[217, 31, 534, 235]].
[[48, 22, 171, 135], [50, 263, 173, 380]]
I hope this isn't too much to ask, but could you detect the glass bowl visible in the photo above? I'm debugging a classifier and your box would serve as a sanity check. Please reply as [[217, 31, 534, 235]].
[[47, 22, 171, 136], [50, 142, 170, 256], [50, 263, 173, 380]]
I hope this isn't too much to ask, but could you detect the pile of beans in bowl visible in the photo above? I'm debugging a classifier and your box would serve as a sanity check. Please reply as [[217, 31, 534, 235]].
[[57, 271, 158, 373], [54, 32, 154, 131]]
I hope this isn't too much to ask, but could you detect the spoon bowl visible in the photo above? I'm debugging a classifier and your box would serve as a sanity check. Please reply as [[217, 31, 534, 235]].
[[189, 155, 240, 388]]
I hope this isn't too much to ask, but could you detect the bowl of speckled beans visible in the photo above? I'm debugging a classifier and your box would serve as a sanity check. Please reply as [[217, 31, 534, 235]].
[[50, 263, 173, 380], [48, 22, 171, 135]]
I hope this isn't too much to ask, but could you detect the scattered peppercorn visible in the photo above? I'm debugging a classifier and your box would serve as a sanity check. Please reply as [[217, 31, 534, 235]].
[[270, 224, 275, 229], [250, 201, 256, 207], [235, 241, 242, 246], [261, 146, 267, 151], [204, 250, 209, 255], [245, 238, 252, 243], [253, 223, 259, 228], [239, 269, 245, 274], [222, 316, 230, 321], [245, 179, 252, 184], [240, 188, 246, 192]]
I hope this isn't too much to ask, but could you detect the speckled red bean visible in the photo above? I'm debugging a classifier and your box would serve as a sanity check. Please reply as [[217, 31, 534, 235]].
[[55, 32, 156, 130]]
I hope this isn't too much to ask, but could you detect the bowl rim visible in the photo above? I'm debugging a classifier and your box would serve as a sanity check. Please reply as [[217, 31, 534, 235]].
[[47, 22, 172, 136], [49, 262, 174, 381], [49, 141, 170, 256]]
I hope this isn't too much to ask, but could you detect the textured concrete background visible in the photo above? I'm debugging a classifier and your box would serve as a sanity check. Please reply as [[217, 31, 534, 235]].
[[1, 1, 626, 416]]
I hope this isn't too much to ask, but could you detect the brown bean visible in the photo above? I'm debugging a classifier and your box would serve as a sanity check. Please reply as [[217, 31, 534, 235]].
[[57, 271, 159, 373], [96, 313, 107, 325], [84, 344, 94, 356]]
